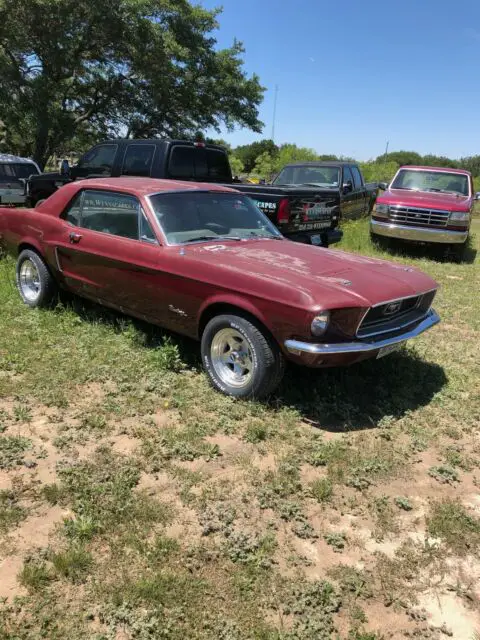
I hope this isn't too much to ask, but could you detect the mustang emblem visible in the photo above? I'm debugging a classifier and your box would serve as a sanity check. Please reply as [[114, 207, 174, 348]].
[[383, 301, 402, 316]]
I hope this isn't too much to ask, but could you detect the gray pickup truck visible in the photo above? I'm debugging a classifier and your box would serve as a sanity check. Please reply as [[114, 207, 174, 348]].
[[0, 154, 41, 206]]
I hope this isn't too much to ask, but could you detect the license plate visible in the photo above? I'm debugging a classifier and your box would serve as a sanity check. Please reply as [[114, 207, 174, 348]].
[[310, 234, 322, 245], [376, 341, 405, 359]]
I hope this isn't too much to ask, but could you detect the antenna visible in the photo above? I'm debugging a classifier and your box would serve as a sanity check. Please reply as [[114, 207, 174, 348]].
[[384, 140, 389, 163], [271, 85, 278, 142]]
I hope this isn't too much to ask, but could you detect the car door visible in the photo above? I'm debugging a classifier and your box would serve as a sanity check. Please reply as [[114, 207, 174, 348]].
[[351, 165, 368, 217], [341, 166, 357, 221], [70, 143, 119, 180], [54, 188, 166, 322]]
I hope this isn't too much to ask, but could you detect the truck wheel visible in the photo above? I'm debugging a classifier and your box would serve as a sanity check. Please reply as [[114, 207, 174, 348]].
[[16, 250, 58, 308], [201, 314, 285, 399]]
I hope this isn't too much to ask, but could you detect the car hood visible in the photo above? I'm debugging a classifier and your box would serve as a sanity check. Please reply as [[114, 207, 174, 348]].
[[180, 239, 437, 310], [379, 189, 472, 212]]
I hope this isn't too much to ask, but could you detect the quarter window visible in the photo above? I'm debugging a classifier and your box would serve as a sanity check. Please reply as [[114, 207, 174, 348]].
[[121, 144, 155, 177], [351, 166, 363, 189], [63, 192, 83, 226], [343, 166, 354, 187], [77, 145, 117, 174], [80, 190, 140, 240]]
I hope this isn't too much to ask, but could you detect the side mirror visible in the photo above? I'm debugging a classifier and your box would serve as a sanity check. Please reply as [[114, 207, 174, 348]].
[[60, 159, 70, 176], [475, 192, 480, 200], [342, 180, 353, 193], [378, 182, 389, 191]]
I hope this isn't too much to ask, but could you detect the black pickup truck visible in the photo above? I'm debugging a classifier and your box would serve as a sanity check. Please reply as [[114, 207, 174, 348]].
[[27, 140, 372, 246]]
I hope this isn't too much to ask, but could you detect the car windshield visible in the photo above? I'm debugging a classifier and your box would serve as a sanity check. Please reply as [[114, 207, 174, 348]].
[[0, 162, 39, 183], [273, 165, 340, 187], [391, 169, 469, 196], [149, 191, 283, 245]]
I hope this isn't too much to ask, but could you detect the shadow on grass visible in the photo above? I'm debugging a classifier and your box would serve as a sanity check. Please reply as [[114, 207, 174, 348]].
[[273, 351, 447, 432], [60, 294, 447, 433], [376, 235, 477, 265]]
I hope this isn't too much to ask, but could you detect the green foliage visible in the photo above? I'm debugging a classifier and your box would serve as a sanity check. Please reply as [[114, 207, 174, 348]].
[[229, 155, 244, 176], [0, 435, 32, 469], [359, 161, 399, 183], [51, 546, 93, 582], [0, 0, 264, 167], [252, 151, 276, 180], [427, 499, 480, 555], [0, 489, 26, 533], [234, 139, 277, 172]]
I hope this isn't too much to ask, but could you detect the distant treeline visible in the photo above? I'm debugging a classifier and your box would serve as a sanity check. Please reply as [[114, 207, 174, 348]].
[[206, 138, 480, 189]]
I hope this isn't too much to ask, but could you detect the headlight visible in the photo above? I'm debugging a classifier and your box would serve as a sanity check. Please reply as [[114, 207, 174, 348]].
[[311, 311, 330, 337], [449, 211, 469, 222], [373, 203, 389, 217]]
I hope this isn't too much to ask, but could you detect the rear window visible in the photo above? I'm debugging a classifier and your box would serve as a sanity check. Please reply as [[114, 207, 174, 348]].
[[168, 146, 230, 181], [0, 162, 39, 181]]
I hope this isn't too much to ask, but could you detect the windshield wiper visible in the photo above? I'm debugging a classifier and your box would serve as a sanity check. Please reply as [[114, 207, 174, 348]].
[[181, 235, 243, 244], [301, 183, 334, 188], [424, 188, 441, 192]]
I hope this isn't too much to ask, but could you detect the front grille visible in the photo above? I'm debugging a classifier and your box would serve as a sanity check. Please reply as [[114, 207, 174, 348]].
[[389, 206, 449, 228], [357, 290, 436, 338]]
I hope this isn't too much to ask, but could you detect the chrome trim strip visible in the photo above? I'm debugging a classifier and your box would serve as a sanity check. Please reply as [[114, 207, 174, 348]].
[[369, 287, 436, 309], [54, 247, 63, 273], [371, 220, 469, 244], [357, 312, 427, 338], [285, 310, 440, 356]]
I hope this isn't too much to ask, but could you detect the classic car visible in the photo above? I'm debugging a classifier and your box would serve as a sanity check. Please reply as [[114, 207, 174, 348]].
[[26, 138, 343, 247], [0, 177, 440, 399]]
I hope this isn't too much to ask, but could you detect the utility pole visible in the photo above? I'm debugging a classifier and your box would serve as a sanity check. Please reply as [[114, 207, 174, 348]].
[[271, 85, 278, 142]]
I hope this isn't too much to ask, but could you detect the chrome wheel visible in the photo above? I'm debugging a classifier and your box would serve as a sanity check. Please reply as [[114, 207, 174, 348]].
[[210, 328, 254, 389], [19, 259, 41, 302]]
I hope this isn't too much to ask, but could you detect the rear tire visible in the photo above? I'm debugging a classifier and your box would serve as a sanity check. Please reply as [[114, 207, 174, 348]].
[[201, 314, 285, 399], [16, 249, 58, 308]]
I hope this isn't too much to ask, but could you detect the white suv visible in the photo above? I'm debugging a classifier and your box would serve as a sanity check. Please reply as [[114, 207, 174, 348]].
[[0, 154, 40, 206]]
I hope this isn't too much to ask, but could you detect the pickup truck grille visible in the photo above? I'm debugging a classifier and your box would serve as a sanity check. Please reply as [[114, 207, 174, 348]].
[[357, 290, 436, 338], [389, 206, 449, 228]]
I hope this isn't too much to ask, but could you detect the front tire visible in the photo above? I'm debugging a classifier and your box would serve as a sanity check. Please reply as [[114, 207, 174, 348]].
[[201, 314, 285, 399], [16, 250, 58, 308]]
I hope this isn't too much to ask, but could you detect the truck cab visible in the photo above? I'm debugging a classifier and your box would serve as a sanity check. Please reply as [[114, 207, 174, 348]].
[[370, 165, 478, 258]]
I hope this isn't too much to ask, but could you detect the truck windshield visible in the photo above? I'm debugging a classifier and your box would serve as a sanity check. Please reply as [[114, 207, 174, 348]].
[[391, 169, 469, 196], [149, 191, 283, 245], [273, 165, 340, 187], [0, 162, 39, 183]]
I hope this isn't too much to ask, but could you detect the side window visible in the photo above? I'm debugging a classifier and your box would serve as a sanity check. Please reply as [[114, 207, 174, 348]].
[[343, 166, 354, 187], [77, 145, 117, 174], [207, 150, 230, 180], [121, 145, 155, 177], [80, 190, 140, 240], [351, 166, 363, 189], [168, 146, 196, 179], [140, 211, 157, 242], [63, 192, 83, 226]]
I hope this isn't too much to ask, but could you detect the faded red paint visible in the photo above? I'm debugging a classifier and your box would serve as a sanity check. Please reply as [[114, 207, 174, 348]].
[[0, 178, 439, 367]]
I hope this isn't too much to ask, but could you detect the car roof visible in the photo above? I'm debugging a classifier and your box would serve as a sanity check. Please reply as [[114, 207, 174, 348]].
[[66, 177, 237, 197], [400, 165, 471, 175], [0, 153, 37, 164], [281, 161, 355, 168]]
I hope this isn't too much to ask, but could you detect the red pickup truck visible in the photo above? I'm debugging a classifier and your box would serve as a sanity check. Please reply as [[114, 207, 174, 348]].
[[370, 165, 479, 259]]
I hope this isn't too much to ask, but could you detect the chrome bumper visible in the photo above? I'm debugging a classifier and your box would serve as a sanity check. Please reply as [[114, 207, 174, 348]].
[[370, 219, 468, 244], [285, 310, 440, 356]]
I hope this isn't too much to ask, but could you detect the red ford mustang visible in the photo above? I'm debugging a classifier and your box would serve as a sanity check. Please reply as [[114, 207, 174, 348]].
[[0, 177, 440, 398]]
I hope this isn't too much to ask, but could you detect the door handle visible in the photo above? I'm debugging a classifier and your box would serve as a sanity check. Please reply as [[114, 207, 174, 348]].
[[69, 231, 82, 243]]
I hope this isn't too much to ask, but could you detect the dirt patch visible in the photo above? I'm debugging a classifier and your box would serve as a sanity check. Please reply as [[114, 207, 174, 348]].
[[0, 504, 65, 600]]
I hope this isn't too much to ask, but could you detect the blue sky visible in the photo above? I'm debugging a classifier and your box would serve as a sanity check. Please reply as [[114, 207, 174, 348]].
[[200, 0, 480, 160]]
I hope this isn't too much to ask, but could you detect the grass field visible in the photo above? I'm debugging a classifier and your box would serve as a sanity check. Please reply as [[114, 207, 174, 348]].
[[0, 219, 479, 639]]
